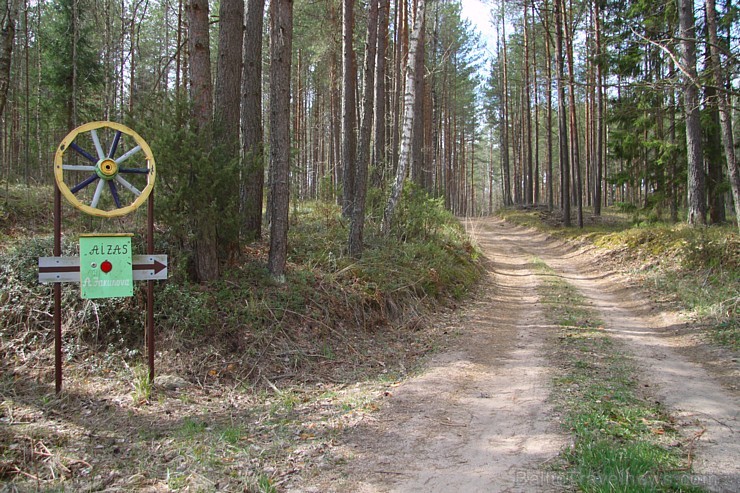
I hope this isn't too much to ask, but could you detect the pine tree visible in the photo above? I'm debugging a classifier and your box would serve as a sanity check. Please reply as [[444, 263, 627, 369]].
[[267, 0, 293, 280]]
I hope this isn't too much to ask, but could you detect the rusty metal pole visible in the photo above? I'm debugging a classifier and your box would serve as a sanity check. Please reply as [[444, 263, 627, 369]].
[[54, 184, 63, 393], [147, 191, 155, 382]]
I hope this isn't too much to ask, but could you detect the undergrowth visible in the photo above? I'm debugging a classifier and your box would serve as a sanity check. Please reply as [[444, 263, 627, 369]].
[[1, 184, 481, 386], [534, 258, 705, 492], [501, 207, 739, 350]]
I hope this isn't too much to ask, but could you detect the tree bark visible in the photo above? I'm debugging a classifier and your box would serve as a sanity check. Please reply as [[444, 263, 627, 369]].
[[531, 0, 540, 205], [523, 0, 533, 205], [349, 0, 379, 258], [241, 0, 266, 241], [564, 0, 582, 228], [555, 0, 570, 226], [411, 13, 425, 188], [267, 0, 293, 280], [372, 0, 390, 181], [678, 0, 706, 226], [593, 0, 604, 216], [215, 0, 243, 144], [381, 0, 426, 235], [188, 0, 211, 131], [705, 83, 726, 224], [543, 0, 554, 210], [0, 0, 18, 120], [706, 0, 740, 231], [340, 0, 357, 217], [500, 2, 511, 207], [214, 0, 244, 252], [188, 0, 219, 282]]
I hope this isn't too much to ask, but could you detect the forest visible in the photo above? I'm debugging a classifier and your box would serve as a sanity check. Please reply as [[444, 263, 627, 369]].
[[0, 0, 737, 283], [1, 1, 739, 490]]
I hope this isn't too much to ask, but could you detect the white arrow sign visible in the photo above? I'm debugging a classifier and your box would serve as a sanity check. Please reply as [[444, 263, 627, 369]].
[[39, 255, 168, 283]]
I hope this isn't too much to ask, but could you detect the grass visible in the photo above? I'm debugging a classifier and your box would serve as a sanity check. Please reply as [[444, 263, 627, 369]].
[[131, 365, 153, 405], [502, 207, 739, 351], [533, 258, 705, 492]]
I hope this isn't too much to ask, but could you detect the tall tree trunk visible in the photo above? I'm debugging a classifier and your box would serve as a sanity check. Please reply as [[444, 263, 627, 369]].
[[669, 64, 679, 222], [69, 0, 79, 129], [555, 0, 570, 226], [215, 0, 243, 145], [373, 0, 390, 177], [214, 0, 244, 253], [0, 0, 17, 120], [267, 0, 293, 280], [175, 0, 183, 103], [341, 0, 357, 217], [188, 0, 219, 282], [489, 126, 494, 212], [706, 0, 740, 231], [470, 126, 475, 215], [349, 0, 379, 258], [705, 83, 726, 224], [328, 0, 341, 204], [531, 0, 540, 205], [543, 0, 554, 210], [241, 0, 266, 241], [593, 0, 604, 216], [390, 0, 407, 177], [411, 20, 425, 188], [678, 0, 706, 226], [500, 2, 511, 206], [381, 0, 426, 234], [523, 0, 533, 204], [564, 0, 582, 227]]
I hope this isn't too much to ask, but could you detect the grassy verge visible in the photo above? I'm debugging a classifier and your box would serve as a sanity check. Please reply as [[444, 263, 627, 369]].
[[501, 207, 739, 350], [534, 258, 705, 492]]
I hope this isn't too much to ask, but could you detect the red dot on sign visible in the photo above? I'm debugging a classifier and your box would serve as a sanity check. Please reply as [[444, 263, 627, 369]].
[[101, 260, 113, 273]]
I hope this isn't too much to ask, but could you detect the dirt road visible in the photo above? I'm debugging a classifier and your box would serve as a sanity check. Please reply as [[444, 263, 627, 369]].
[[296, 217, 739, 492]]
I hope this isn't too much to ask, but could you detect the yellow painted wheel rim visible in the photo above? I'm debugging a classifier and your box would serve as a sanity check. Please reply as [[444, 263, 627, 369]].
[[54, 121, 156, 218]]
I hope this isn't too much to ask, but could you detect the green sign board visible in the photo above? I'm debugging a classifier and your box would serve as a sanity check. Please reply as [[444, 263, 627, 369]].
[[79, 234, 134, 299]]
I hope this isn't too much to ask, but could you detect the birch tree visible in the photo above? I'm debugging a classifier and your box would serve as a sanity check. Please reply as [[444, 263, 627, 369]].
[[381, 0, 426, 235]]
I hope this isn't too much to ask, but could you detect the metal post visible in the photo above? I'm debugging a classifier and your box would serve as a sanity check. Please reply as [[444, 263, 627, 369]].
[[54, 185, 62, 393], [147, 192, 155, 382]]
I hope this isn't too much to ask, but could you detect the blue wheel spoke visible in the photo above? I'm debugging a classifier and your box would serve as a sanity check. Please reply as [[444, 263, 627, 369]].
[[70, 174, 100, 194], [108, 131, 122, 158], [70, 142, 98, 164], [108, 181, 122, 208], [119, 167, 149, 174]]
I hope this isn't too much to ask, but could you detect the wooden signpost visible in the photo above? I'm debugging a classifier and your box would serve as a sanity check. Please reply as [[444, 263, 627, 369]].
[[39, 121, 166, 393]]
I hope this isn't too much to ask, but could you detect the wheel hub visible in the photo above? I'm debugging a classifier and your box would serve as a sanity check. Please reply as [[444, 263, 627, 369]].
[[97, 158, 119, 180]]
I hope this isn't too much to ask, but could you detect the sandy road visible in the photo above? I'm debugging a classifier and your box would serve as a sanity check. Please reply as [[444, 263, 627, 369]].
[[296, 217, 738, 492]]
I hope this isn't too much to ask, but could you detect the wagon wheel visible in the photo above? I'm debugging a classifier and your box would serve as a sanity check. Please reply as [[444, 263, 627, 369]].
[[54, 121, 156, 218]]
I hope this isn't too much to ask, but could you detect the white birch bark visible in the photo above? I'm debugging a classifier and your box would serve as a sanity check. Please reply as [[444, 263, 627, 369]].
[[381, 0, 426, 235]]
